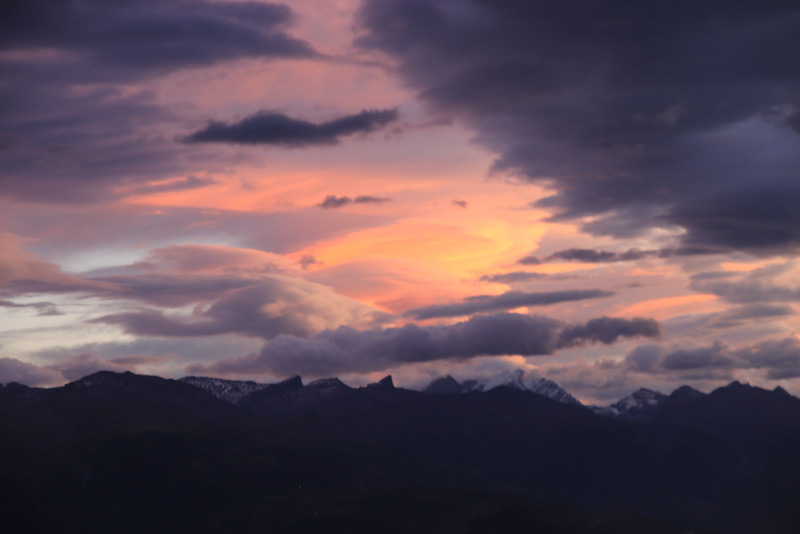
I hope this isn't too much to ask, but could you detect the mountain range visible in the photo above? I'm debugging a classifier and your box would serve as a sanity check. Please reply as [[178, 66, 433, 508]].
[[2, 371, 799, 533]]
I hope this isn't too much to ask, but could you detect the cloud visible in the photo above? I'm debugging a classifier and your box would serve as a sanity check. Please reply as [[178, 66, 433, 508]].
[[298, 255, 322, 270], [0, 350, 177, 386], [0, 357, 63, 387], [515, 255, 541, 266], [138, 244, 293, 274], [558, 317, 661, 347], [660, 342, 736, 371], [356, 0, 800, 253], [0, 299, 60, 316], [192, 312, 661, 377], [624, 336, 800, 380], [94, 275, 390, 340], [689, 263, 800, 304], [48, 353, 131, 382], [355, 195, 392, 204], [705, 303, 796, 329], [0, 1, 318, 203], [452, 199, 468, 208], [479, 271, 555, 284], [319, 195, 352, 209], [317, 194, 392, 209], [546, 246, 723, 264], [1, 239, 394, 347], [405, 289, 614, 320], [126, 176, 219, 197], [0, 232, 114, 294], [0, 0, 315, 80], [184, 108, 399, 146]]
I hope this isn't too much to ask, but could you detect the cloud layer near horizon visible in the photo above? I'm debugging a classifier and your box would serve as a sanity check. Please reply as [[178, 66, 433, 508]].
[[190, 313, 660, 377]]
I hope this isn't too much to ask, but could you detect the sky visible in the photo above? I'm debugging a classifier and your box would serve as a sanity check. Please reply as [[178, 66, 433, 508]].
[[1, 0, 800, 404]]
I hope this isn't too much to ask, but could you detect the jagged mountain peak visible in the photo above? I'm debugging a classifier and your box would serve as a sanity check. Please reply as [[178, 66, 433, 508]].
[[277, 375, 304, 389], [774, 386, 791, 397], [370, 375, 394, 389]]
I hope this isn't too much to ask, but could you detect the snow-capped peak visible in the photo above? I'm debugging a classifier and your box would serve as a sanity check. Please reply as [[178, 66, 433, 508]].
[[421, 370, 582, 406], [591, 388, 667, 420]]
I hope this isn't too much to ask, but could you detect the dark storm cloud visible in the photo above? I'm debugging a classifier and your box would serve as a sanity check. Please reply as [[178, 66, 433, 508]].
[[404, 289, 614, 320], [0, 0, 315, 79], [546, 246, 724, 263], [192, 312, 660, 376], [558, 317, 661, 347], [184, 109, 399, 146], [317, 194, 393, 208], [356, 0, 800, 253], [0, 85, 185, 203]]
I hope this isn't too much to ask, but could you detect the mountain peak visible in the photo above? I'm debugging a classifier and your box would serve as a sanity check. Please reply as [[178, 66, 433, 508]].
[[376, 375, 394, 388], [774, 386, 791, 397], [423, 375, 463, 395], [593, 387, 667, 420], [71, 370, 136, 389]]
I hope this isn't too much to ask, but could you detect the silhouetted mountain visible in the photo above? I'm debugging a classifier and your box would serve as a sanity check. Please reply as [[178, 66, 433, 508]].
[[2, 371, 799, 533]]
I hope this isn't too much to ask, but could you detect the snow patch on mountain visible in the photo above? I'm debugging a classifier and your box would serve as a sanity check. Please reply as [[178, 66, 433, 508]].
[[591, 388, 667, 420], [421, 369, 582, 406], [179, 376, 268, 403]]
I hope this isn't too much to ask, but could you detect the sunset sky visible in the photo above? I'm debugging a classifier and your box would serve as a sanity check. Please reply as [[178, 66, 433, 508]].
[[2, 0, 800, 403]]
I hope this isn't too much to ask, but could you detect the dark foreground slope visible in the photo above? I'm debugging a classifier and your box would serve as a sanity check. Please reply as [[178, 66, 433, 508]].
[[1, 372, 798, 534]]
